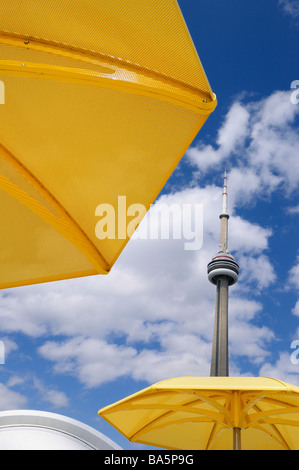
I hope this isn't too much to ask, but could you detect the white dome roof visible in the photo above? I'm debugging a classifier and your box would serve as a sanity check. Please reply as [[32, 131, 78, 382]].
[[0, 410, 121, 450]]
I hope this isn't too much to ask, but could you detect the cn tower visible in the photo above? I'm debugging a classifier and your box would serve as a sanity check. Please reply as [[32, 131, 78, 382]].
[[207, 168, 239, 376]]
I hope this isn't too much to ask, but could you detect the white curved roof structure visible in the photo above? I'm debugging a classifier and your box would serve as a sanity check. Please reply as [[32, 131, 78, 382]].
[[0, 410, 121, 450]]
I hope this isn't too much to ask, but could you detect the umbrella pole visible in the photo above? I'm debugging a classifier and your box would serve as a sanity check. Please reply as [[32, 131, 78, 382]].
[[233, 427, 241, 450]]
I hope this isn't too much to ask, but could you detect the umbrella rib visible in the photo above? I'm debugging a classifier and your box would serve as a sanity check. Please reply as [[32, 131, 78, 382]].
[[238, 393, 267, 428], [239, 393, 299, 426], [249, 421, 290, 450], [260, 396, 299, 408], [204, 422, 221, 450], [0, 60, 210, 115], [125, 394, 231, 443], [245, 402, 293, 450], [247, 405, 299, 424], [128, 408, 223, 443], [0, 35, 216, 115], [171, 390, 234, 425], [0, 31, 213, 102], [127, 400, 226, 443], [204, 393, 236, 449], [263, 420, 293, 451], [103, 389, 231, 417], [0, 143, 110, 273], [130, 416, 222, 444], [262, 417, 299, 428]]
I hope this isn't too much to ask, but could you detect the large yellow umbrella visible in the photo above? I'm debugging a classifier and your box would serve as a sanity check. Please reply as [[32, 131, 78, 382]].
[[0, 0, 216, 289], [98, 376, 299, 450]]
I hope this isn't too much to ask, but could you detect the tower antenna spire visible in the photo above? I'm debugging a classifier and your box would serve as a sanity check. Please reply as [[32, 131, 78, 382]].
[[207, 168, 239, 376], [219, 166, 229, 253], [222, 166, 228, 215]]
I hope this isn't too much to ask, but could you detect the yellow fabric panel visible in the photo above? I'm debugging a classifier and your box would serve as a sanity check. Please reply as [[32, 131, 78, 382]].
[[0, 73, 206, 265], [0, 0, 216, 288], [0, 190, 96, 289], [0, 154, 60, 218]]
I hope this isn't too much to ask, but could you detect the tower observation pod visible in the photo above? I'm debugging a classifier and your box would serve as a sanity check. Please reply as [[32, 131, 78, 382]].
[[207, 168, 239, 376]]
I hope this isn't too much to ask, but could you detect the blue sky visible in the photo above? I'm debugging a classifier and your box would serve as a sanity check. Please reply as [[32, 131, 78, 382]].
[[0, 0, 299, 450]]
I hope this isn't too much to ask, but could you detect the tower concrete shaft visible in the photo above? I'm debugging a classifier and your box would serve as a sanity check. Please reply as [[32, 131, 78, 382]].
[[207, 168, 239, 377], [210, 277, 229, 376]]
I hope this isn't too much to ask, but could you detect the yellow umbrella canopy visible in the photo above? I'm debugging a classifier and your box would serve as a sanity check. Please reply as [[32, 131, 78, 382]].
[[0, 0, 216, 289], [98, 376, 299, 450]]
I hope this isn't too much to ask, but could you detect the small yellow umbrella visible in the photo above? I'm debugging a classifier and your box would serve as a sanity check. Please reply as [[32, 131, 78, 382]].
[[0, 0, 216, 289], [98, 376, 299, 450]]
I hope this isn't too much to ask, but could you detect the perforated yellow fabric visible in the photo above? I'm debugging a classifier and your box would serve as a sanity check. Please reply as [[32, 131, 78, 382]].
[[0, 0, 217, 288], [0, 0, 212, 93]]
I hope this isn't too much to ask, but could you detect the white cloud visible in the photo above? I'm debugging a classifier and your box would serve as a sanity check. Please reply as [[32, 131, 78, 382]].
[[38, 337, 137, 388], [259, 352, 299, 386], [38, 334, 212, 387], [6, 375, 25, 388], [187, 144, 221, 174], [279, 0, 299, 18], [227, 167, 262, 206], [131, 344, 211, 384], [0, 383, 27, 410], [247, 92, 299, 193], [187, 90, 299, 199], [229, 298, 275, 365], [217, 102, 250, 156], [288, 257, 299, 340], [237, 254, 276, 290], [288, 255, 299, 291], [1, 338, 18, 358], [32, 377, 69, 408], [187, 101, 250, 173], [230, 217, 272, 255], [287, 204, 299, 214]]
